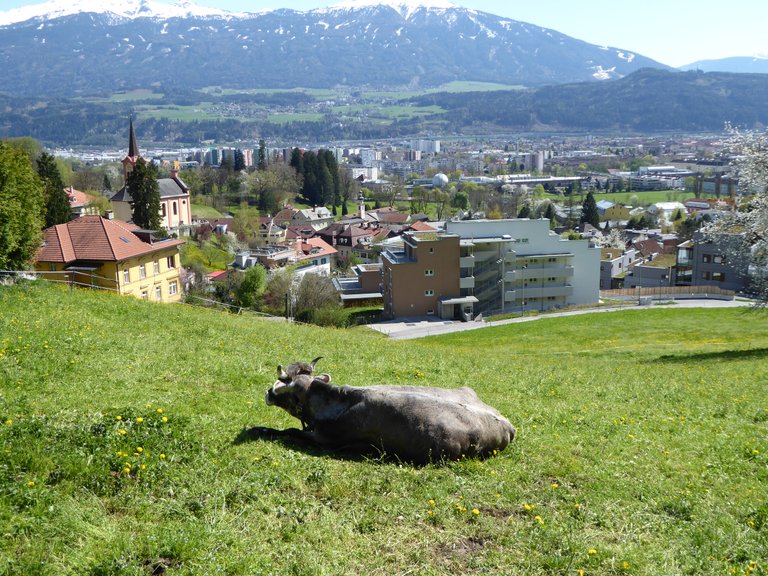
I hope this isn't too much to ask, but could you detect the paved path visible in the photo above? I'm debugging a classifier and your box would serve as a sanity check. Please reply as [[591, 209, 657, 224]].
[[367, 299, 755, 340]]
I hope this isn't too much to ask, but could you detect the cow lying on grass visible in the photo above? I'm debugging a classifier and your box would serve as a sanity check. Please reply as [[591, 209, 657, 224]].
[[250, 360, 516, 464]]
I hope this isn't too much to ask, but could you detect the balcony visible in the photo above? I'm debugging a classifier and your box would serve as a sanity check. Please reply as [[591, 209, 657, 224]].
[[460, 276, 475, 290], [459, 255, 475, 268]]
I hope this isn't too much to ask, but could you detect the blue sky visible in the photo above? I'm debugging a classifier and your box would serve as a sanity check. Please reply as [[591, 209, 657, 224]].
[[1, 0, 767, 67]]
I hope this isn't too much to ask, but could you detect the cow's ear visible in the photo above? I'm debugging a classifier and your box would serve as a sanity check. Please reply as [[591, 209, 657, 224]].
[[314, 373, 331, 384]]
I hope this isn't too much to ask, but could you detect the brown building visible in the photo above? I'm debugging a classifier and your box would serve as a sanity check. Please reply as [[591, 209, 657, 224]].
[[381, 231, 476, 320]]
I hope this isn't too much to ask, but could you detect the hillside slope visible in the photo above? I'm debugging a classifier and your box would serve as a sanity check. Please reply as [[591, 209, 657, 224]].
[[1, 281, 767, 574]]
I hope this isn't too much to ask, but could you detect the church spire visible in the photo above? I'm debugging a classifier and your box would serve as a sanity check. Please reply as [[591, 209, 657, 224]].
[[128, 117, 139, 159], [122, 117, 141, 182]]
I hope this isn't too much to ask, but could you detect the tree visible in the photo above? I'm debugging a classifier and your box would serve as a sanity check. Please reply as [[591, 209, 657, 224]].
[[234, 265, 267, 309], [258, 140, 268, 171], [294, 273, 340, 319], [709, 126, 768, 302], [127, 157, 162, 230], [517, 204, 532, 219], [0, 142, 45, 269], [580, 191, 600, 228], [37, 152, 70, 227]]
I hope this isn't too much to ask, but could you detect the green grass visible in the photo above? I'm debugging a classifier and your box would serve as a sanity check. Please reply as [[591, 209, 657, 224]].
[[1, 282, 768, 575], [189, 203, 224, 219]]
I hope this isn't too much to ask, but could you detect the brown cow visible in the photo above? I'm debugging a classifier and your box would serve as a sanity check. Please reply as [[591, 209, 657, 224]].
[[253, 361, 515, 464]]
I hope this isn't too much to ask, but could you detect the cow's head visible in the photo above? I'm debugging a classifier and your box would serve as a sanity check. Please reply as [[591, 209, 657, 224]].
[[266, 359, 329, 424]]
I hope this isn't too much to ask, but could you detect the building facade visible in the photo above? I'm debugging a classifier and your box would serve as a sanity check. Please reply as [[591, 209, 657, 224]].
[[381, 219, 600, 320], [34, 215, 185, 302]]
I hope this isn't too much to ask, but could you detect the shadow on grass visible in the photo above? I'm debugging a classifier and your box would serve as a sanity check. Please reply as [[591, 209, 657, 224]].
[[233, 425, 380, 464], [652, 347, 768, 363]]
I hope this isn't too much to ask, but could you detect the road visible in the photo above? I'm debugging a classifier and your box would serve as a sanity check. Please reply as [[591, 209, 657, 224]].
[[366, 299, 755, 341]]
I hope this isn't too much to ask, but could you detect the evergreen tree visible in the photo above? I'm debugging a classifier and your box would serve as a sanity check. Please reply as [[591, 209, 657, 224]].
[[580, 191, 600, 228], [289, 147, 303, 176], [233, 149, 246, 172], [37, 152, 70, 227], [258, 139, 268, 171], [127, 158, 162, 230], [103, 172, 112, 192], [0, 142, 45, 269], [517, 204, 532, 218]]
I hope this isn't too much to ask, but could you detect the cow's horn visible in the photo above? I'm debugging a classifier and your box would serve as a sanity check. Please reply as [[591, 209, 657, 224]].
[[310, 356, 323, 369], [277, 364, 288, 380]]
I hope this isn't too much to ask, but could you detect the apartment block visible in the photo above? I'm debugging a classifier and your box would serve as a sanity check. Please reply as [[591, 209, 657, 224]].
[[381, 219, 600, 320]]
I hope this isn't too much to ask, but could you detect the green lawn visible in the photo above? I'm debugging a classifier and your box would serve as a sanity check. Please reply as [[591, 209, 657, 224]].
[[1, 282, 767, 575]]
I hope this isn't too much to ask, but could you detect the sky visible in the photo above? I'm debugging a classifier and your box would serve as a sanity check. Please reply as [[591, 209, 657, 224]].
[[1, 0, 767, 67]]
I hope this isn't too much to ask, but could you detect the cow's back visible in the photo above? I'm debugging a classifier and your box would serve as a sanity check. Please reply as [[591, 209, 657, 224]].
[[314, 385, 515, 463]]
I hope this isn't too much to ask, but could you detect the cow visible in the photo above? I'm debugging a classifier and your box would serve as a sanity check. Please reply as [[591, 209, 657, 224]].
[[251, 361, 516, 464]]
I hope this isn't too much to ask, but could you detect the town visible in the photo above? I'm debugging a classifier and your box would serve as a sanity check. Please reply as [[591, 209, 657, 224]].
[[11, 120, 750, 329]]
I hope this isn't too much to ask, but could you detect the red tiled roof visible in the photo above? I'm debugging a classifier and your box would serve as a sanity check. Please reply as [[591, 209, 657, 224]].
[[296, 237, 337, 261], [36, 215, 184, 264]]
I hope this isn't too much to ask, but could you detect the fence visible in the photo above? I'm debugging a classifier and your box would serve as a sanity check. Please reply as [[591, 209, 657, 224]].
[[601, 285, 735, 301]]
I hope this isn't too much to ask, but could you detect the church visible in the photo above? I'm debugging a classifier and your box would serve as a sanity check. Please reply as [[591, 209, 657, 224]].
[[110, 119, 192, 232]]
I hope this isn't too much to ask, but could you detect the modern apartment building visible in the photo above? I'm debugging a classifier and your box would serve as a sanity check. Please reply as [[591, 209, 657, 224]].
[[381, 219, 600, 320]]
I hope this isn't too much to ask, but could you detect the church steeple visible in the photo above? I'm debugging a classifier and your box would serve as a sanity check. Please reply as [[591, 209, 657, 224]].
[[122, 117, 141, 181], [127, 117, 139, 159]]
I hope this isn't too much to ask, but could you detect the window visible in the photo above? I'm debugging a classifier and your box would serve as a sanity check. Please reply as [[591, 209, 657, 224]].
[[702, 254, 712, 263], [154, 259, 160, 274], [424, 269, 434, 277], [702, 271, 711, 280], [139, 264, 146, 279], [713, 272, 725, 282], [714, 255, 726, 264], [167, 255, 176, 269], [173, 202, 178, 216], [123, 268, 130, 283], [161, 204, 167, 217], [169, 281, 178, 296], [424, 289, 434, 297], [155, 286, 162, 301], [141, 290, 148, 300], [427, 309, 435, 315]]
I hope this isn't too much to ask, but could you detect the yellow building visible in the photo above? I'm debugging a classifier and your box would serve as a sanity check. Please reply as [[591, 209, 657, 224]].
[[34, 215, 185, 302]]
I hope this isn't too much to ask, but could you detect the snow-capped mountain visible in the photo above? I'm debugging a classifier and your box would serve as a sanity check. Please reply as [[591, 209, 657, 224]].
[[0, 0, 669, 97], [0, 0, 242, 26]]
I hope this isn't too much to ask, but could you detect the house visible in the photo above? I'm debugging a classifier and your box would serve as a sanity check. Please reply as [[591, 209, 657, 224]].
[[599, 247, 639, 289], [65, 186, 100, 218], [623, 253, 677, 289], [34, 215, 185, 302], [316, 222, 379, 263], [231, 237, 337, 276], [675, 232, 751, 292], [595, 200, 630, 222], [110, 119, 192, 231]]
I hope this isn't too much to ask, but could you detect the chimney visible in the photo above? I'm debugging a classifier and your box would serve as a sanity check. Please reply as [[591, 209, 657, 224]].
[[105, 210, 114, 220], [170, 168, 178, 180]]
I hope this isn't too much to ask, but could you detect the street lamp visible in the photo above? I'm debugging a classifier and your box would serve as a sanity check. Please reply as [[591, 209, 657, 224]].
[[520, 264, 527, 315]]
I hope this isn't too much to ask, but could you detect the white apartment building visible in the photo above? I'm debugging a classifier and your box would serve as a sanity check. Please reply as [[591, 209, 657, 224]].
[[444, 219, 600, 315]]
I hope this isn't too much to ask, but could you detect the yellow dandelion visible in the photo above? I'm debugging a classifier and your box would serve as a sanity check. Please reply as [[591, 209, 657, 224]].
[[427, 510, 434, 516], [161, 416, 168, 423], [159, 453, 166, 459], [27, 481, 35, 487], [156, 408, 164, 414], [588, 549, 597, 556], [534, 515, 544, 525], [623, 561, 630, 569], [118, 429, 127, 435], [5, 419, 12, 426], [122, 467, 131, 474], [136, 447, 143, 453], [523, 503, 534, 511], [428, 499, 436, 507], [578, 570, 585, 576], [136, 417, 144, 424], [551, 482, 559, 489], [472, 509, 480, 516], [140, 464, 147, 470], [115, 415, 122, 421]]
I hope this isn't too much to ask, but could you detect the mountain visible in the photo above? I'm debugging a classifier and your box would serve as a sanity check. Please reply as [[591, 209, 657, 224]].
[[411, 68, 768, 133], [679, 56, 768, 74], [0, 0, 668, 97]]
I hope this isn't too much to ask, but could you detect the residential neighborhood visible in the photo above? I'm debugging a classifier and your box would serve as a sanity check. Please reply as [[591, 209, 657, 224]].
[[9, 122, 758, 327]]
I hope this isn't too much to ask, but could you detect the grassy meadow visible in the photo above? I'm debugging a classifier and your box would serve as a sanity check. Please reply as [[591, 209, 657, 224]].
[[1, 282, 767, 575]]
